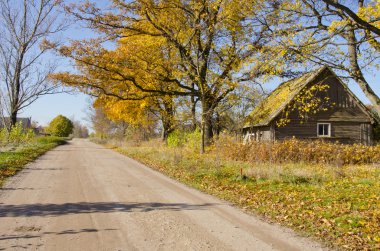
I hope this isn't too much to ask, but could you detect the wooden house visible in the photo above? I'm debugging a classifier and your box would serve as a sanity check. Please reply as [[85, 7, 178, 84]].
[[243, 66, 376, 145]]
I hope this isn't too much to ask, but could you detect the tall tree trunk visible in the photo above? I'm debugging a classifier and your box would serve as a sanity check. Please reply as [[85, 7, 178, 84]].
[[161, 114, 174, 141], [214, 111, 220, 138], [190, 84, 197, 131], [191, 95, 197, 131], [10, 110, 18, 128], [161, 97, 175, 141], [10, 46, 24, 128], [200, 98, 214, 153], [355, 78, 380, 113], [161, 121, 173, 141], [121, 121, 128, 138], [346, 26, 380, 114]]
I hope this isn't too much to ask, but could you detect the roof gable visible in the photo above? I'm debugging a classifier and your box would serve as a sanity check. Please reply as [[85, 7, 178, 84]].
[[245, 66, 375, 128], [327, 70, 375, 123]]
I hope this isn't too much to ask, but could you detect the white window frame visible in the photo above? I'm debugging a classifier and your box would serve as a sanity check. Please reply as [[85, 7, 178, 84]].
[[317, 123, 331, 137]]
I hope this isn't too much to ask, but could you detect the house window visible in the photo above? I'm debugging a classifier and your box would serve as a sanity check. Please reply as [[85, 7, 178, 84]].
[[317, 123, 331, 137]]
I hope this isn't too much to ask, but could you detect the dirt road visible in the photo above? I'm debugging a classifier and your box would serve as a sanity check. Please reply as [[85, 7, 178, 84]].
[[0, 139, 325, 250]]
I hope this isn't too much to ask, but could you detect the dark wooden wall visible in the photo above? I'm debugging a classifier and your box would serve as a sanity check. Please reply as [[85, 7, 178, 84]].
[[274, 121, 372, 144]]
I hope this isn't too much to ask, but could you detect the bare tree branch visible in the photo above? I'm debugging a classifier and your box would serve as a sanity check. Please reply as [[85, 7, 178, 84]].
[[0, 0, 65, 127]]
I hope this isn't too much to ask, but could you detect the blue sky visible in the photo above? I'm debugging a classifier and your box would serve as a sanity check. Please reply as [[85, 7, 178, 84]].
[[21, 92, 90, 127], [20, 1, 380, 129]]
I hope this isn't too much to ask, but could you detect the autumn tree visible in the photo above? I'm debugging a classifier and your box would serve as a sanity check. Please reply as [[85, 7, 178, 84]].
[[52, 35, 179, 141], [86, 104, 126, 139], [93, 94, 175, 140], [52, 0, 291, 152], [0, 0, 64, 128], [269, 1, 380, 113], [47, 115, 73, 137], [321, 0, 380, 42]]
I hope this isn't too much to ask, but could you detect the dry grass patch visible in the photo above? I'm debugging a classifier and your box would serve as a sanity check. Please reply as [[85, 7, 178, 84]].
[[217, 136, 380, 165]]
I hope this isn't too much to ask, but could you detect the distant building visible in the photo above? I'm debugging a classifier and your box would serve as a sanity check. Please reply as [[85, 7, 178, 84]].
[[243, 67, 376, 145]]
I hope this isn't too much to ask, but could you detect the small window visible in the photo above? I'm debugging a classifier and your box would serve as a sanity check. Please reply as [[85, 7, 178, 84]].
[[317, 123, 331, 137]]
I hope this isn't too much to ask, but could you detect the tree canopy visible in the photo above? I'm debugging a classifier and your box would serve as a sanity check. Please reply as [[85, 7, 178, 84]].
[[51, 0, 300, 152], [47, 115, 74, 137]]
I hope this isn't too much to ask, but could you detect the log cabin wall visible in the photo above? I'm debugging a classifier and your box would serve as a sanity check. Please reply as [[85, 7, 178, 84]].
[[275, 121, 317, 140], [275, 121, 372, 144]]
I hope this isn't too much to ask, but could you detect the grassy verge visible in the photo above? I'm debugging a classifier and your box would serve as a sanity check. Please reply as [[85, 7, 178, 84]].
[[111, 142, 380, 250], [0, 136, 67, 186]]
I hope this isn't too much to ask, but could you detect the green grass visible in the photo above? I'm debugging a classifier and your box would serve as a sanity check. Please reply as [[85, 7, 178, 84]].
[[0, 136, 67, 186], [113, 144, 380, 250]]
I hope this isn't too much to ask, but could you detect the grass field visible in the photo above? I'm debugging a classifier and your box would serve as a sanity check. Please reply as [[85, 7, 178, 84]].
[[110, 140, 380, 250], [0, 136, 67, 186]]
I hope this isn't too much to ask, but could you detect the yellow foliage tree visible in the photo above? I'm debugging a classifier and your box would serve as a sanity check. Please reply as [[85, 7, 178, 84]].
[[52, 0, 296, 152], [322, 0, 380, 51], [268, 0, 380, 115], [94, 94, 175, 140]]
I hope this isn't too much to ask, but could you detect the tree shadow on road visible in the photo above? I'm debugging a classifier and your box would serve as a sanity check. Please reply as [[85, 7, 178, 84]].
[[0, 187, 36, 191], [0, 202, 218, 217]]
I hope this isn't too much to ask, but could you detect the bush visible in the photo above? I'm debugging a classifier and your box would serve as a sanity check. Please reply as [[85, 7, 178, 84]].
[[46, 115, 73, 137], [167, 129, 201, 151], [8, 122, 25, 144], [167, 130, 186, 148], [185, 129, 201, 152], [0, 122, 35, 146]]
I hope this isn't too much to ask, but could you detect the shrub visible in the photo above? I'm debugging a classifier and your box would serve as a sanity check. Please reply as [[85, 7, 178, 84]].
[[0, 122, 35, 146], [8, 122, 25, 144], [185, 129, 201, 152], [46, 115, 73, 137], [167, 129, 201, 151], [167, 130, 186, 148], [23, 129, 35, 142]]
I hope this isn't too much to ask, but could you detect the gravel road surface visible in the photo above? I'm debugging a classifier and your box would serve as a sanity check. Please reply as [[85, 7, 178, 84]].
[[0, 139, 326, 250]]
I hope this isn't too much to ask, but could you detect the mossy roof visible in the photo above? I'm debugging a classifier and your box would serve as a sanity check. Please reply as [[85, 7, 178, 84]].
[[244, 67, 328, 128]]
